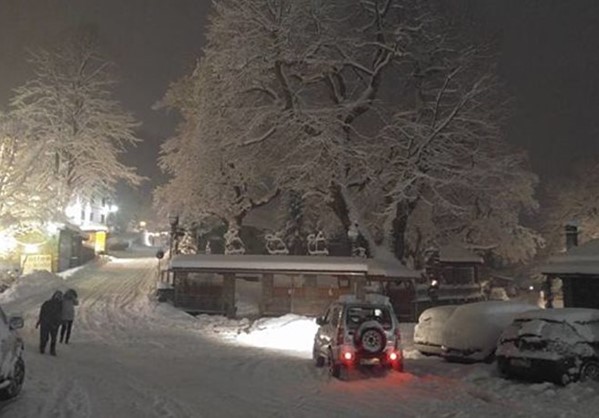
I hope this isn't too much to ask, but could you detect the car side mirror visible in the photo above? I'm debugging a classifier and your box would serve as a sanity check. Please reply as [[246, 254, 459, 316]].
[[315, 316, 326, 326], [8, 316, 24, 330]]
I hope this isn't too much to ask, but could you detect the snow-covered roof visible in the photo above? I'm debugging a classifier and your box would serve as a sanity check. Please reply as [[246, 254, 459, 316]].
[[438, 245, 483, 264], [170, 254, 367, 275], [541, 239, 599, 276], [490, 274, 515, 282], [366, 257, 421, 279], [169, 254, 419, 278], [78, 221, 109, 232]]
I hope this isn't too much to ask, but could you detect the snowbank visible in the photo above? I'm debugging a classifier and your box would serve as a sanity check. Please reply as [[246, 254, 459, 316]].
[[234, 314, 319, 354], [0, 270, 67, 304]]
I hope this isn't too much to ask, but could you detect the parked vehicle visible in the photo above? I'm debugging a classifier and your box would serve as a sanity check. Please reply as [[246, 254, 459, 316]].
[[439, 300, 537, 363], [0, 305, 25, 400], [312, 294, 403, 379], [413, 305, 458, 356], [496, 308, 599, 385]]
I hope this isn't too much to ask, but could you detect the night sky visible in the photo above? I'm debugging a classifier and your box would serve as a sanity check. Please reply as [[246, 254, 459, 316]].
[[1, 0, 598, 189]]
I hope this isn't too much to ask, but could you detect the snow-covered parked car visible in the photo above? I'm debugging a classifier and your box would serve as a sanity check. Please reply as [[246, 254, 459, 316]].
[[440, 300, 537, 363], [414, 305, 458, 356], [0, 305, 25, 400], [496, 308, 599, 385], [313, 294, 403, 379]]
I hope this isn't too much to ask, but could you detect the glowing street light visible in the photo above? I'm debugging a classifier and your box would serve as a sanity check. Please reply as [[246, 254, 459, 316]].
[[23, 243, 40, 254]]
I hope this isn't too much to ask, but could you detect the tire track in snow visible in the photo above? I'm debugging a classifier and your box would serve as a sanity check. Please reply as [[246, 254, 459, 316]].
[[74, 258, 158, 345], [35, 378, 91, 418]]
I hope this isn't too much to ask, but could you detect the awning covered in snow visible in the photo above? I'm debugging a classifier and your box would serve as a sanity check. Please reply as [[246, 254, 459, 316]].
[[542, 239, 599, 276], [169, 254, 419, 279], [366, 257, 421, 279]]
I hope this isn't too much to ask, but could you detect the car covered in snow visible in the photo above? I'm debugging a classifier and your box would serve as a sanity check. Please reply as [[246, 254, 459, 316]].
[[439, 300, 537, 363], [312, 294, 403, 379], [496, 308, 599, 385], [0, 305, 25, 400], [413, 305, 458, 356]]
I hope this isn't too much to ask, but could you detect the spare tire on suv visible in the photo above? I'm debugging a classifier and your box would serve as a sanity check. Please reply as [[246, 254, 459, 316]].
[[354, 320, 387, 355]]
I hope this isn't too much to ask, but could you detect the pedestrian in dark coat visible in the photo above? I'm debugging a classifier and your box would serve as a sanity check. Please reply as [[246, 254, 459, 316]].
[[60, 288, 78, 344], [36, 290, 63, 355]]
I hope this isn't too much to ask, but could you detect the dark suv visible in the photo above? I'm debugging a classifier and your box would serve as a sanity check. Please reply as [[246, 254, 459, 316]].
[[312, 295, 403, 379], [0, 305, 25, 400]]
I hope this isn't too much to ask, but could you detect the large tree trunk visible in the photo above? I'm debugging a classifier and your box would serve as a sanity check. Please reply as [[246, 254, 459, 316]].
[[327, 182, 393, 259], [328, 182, 351, 230], [390, 200, 418, 264]]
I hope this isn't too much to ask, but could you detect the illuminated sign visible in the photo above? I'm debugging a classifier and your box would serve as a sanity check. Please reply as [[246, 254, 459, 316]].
[[21, 254, 53, 275]]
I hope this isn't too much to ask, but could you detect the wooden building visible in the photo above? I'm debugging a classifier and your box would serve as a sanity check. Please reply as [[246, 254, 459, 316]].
[[541, 238, 599, 309], [386, 245, 486, 320], [166, 254, 419, 318]]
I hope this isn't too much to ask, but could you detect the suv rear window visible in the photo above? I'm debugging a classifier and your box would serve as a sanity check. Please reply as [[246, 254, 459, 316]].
[[345, 306, 392, 330]]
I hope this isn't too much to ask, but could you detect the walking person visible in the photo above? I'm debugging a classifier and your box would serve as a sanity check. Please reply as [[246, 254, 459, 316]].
[[60, 288, 78, 344], [36, 290, 63, 356]]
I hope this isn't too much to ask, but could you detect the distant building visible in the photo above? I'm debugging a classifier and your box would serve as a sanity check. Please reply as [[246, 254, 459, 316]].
[[64, 195, 118, 254], [541, 224, 599, 309], [386, 244, 485, 321]]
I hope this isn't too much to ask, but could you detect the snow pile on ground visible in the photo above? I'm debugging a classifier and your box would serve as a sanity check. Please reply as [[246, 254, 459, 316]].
[[0, 270, 66, 304], [233, 314, 319, 354], [57, 264, 89, 279], [152, 305, 319, 357]]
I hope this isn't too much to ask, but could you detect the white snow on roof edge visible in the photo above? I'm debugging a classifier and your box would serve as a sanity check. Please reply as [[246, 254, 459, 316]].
[[169, 254, 420, 278]]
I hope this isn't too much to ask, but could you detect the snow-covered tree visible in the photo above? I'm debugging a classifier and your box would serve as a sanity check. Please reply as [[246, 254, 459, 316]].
[[155, 55, 280, 234], [538, 160, 599, 255], [365, 46, 542, 266], [159, 0, 541, 264], [0, 112, 60, 225], [10, 33, 142, 210], [160, 0, 430, 251]]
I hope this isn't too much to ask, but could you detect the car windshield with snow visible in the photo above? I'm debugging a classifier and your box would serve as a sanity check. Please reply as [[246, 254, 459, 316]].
[[312, 295, 403, 379], [496, 308, 599, 385], [438, 301, 537, 363]]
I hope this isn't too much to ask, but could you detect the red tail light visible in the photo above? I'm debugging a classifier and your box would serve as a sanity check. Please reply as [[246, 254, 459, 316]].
[[343, 351, 353, 361], [389, 352, 398, 361]]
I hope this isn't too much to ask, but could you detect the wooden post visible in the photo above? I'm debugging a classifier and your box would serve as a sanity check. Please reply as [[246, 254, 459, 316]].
[[173, 271, 180, 307], [223, 273, 236, 318], [261, 273, 274, 315]]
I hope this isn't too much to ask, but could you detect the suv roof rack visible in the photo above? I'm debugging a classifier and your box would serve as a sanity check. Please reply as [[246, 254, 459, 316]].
[[337, 293, 391, 305]]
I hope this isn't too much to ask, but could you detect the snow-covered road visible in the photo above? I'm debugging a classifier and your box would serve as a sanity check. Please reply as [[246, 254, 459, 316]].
[[0, 251, 597, 417]]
